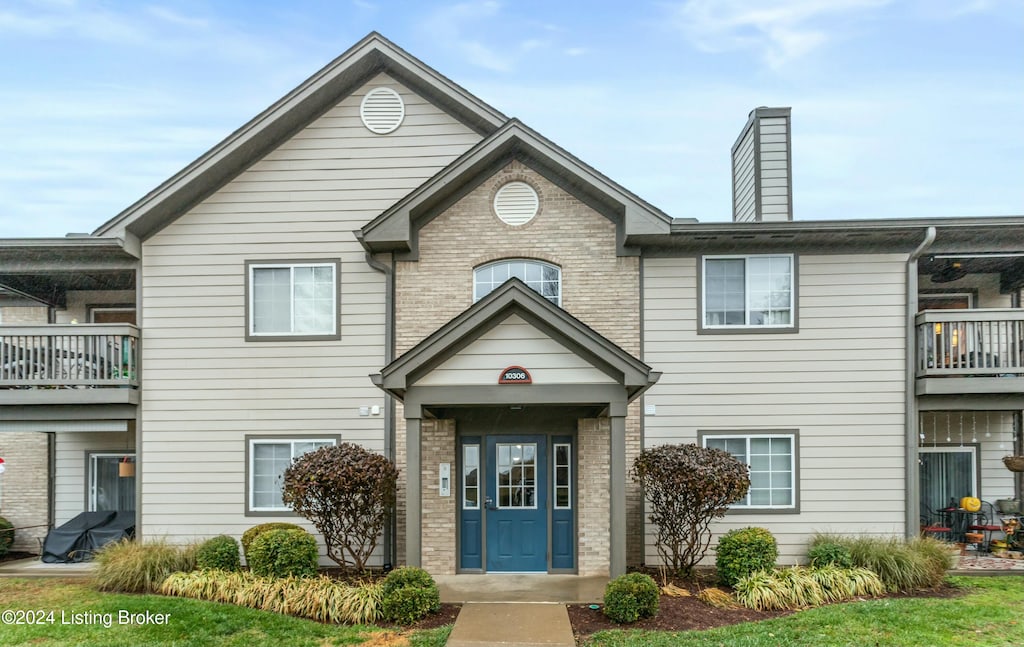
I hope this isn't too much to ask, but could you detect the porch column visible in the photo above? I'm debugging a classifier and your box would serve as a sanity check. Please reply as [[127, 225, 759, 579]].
[[609, 401, 627, 577], [406, 415, 422, 567]]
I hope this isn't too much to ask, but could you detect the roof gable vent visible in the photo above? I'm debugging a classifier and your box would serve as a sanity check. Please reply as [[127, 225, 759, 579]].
[[360, 87, 405, 134], [493, 181, 540, 226]]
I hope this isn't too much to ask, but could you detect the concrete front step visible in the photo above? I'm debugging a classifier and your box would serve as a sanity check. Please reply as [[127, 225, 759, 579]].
[[445, 603, 575, 647]]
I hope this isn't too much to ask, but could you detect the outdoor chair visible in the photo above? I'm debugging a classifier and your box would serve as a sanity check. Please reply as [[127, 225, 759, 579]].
[[968, 501, 1004, 552]]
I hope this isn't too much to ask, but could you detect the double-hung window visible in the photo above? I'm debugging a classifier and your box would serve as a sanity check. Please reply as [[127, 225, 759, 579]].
[[247, 437, 337, 514], [703, 255, 794, 329], [247, 260, 339, 339], [702, 432, 797, 511]]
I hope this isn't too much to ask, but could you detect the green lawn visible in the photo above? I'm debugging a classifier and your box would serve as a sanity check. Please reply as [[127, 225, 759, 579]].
[[0, 578, 450, 647], [585, 576, 1024, 647]]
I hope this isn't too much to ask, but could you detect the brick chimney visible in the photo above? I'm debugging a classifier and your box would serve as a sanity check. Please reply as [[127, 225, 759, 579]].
[[731, 107, 792, 222]]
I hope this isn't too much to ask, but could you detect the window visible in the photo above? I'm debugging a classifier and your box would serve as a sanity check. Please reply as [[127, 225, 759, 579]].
[[496, 442, 537, 509], [474, 260, 560, 305], [247, 261, 339, 339], [247, 438, 337, 513], [703, 255, 793, 329], [553, 443, 572, 509], [463, 444, 480, 510], [88, 453, 136, 512], [702, 432, 797, 511]]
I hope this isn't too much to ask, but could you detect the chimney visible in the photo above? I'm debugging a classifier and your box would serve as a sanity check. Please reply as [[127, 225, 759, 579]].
[[731, 107, 792, 222]]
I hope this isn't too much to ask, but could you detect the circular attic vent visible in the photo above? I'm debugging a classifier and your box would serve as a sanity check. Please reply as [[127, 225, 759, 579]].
[[493, 181, 540, 226], [360, 87, 405, 134]]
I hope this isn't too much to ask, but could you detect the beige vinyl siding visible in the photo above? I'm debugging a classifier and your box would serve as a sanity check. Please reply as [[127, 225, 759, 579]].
[[414, 314, 616, 386], [731, 126, 756, 223], [139, 72, 482, 546], [54, 431, 134, 525], [920, 411, 1016, 503], [643, 253, 908, 563], [758, 117, 790, 221]]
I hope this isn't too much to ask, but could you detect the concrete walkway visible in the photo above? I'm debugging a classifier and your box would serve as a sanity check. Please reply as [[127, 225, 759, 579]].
[[436, 573, 606, 603], [0, 557, 94, 578], [445, 603, 575, 647]]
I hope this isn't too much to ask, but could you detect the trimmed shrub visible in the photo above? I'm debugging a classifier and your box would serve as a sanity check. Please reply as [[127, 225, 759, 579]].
[[808, 534, 952, 591], [93, 539, 196, 593], [195, 535, 241, 572], [0, 516, 14, 558], [631, 444, 750, 575], [282, 443, 399, 571], [240, 522, 305, 564], [161, 570, 383, 624], [716, 527, 778, 587], [381, 566, 440, 624], [247, 528, 319, 578], [807, 541, 854, 569], [603, 572, 660, 624]]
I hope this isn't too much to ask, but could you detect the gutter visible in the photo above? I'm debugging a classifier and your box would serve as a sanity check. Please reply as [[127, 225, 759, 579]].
[[905, 226, 936, 538], [363, 246, 397, 570]]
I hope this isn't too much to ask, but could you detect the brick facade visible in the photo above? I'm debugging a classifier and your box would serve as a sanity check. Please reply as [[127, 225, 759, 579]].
[[393, 160, 642, 573], [0, 432, 50, 552], [577, 418, 611, 576], [420, 419, 457, 573]]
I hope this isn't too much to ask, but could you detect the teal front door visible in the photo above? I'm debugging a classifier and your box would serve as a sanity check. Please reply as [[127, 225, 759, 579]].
[[485, 435, 547, 572]]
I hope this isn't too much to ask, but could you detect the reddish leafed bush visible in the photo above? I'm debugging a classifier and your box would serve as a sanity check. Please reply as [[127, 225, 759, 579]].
[[632, 443, 750, 576], [282, 443, 398, 571]]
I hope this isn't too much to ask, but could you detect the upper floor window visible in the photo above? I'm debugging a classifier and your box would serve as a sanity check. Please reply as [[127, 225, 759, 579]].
[[703, 255, 793, 329], [474, 260, 561, 306], [247, 260, 339, 340]]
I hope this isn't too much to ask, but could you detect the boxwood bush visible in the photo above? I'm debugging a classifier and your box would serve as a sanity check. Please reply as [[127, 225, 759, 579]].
[[716, 527, 778, 587], [247, 528, 318, 578], [807, 540, 854, 568], [195, 535, 241, 571], [380, 566, 440, 624], [0, 516, 14, 558], [603, 572, 660, 624], [240, 522, 305, 565]]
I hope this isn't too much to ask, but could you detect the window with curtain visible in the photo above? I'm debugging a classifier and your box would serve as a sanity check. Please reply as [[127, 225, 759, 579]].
[[703, 255, 793, 328], [919, 446, 977, 514], [88, 453, 136, 512], [248, 262, 338, 338]]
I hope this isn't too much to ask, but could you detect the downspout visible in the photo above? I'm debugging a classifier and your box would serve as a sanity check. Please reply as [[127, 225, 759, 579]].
[[364, 248, 396, 569], [905, 226, 936, 538]]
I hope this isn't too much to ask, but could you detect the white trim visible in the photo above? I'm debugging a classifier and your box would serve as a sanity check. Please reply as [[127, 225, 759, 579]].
[[918, 445, 978, 499], [248, 262, 337, 336], [473, 259, 562, 307], [463, 444, 480, 510], [247, 437, 337, 512], [702, 254, 794, 329], [703, 433, 796, 509], [495, 442, 539, 510], [553, 442, 572, 510], [88, 452, 135, 512], [359, 87, 405, 134]]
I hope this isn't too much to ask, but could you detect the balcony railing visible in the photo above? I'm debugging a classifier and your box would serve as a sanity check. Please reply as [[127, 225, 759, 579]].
[[915, 309, 1024, 378], [0, 325, 139, 389]]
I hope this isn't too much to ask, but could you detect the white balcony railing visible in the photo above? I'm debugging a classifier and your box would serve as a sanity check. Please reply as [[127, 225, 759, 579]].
[[0, 325, 139, 389], [915, 309, 1024, 378]]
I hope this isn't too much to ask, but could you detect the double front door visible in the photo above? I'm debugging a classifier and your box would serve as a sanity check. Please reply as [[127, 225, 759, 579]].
[[458, 434, 574, 572]]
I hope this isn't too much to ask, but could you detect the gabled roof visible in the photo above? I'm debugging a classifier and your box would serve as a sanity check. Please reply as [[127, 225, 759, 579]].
[[372, 278, 660, 401], [92, 32, 507, 241], [357, 119, 674, 258]]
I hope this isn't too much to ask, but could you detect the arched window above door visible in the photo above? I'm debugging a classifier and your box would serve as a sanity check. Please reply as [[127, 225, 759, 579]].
[[474, 259, 561, 306]]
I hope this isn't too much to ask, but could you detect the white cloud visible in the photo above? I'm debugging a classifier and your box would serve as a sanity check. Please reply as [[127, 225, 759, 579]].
[[666, 0, 890, 69]]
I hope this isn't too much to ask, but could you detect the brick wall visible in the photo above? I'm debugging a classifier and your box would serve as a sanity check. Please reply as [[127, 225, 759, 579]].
[[393, 159, 643, 571], [420, 419, 457, 574], [578, 418, 611, 576], [0, 433, 50, 552]]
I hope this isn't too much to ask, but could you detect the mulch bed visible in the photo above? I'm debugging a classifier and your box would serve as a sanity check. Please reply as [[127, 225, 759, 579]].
[[567, 568, 963, 641]]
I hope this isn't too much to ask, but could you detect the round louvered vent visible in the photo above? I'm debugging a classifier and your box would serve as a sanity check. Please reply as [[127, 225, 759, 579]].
[[360, 87, 405, 134], [493, 182, 539, 226]]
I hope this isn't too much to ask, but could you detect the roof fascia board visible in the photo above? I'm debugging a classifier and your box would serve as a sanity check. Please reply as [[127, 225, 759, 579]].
[[91, 32, 507, 241], [361, 121, 671, 255], [379, 279, 654, 391]]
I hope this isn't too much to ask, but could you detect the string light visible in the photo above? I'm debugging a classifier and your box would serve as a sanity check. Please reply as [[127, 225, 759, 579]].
[[959, 414, 964, 447], [985, 409, 991, 438], [919, 416, 926, 443], [971, 412, 977, 443], [933, 415, 938, 448], [946, 415, 951, 443]]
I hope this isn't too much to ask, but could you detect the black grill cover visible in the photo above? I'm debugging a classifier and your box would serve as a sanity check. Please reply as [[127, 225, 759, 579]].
[[41, 511, 136, 563]]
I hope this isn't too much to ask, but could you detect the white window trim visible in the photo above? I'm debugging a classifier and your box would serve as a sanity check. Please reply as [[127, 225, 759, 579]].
[[495, 442, 539, 510], [702, 254, 794, 329], [463, 444, 480, 510], [88, 452, 135, 512], [702, 432, 797, 510], [473, 259, 562, 306], [918, 445, 978, 499], [247, 437, 337, 513], [553, 442, 572, 510], [247, 261, 339, 338]]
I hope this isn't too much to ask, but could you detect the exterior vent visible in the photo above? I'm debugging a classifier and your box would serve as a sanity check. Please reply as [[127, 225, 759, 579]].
[[360, 87, 405, 134], [493, 182, 540, 226]]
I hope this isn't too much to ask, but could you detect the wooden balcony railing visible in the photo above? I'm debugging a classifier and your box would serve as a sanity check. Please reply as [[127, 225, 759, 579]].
[[0, 325, 139, 389], [915, 309, 1024, 378]]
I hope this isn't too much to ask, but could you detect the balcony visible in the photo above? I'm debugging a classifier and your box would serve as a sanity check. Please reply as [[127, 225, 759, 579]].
[[0, 325, 139, 405], [915, 309, 1024, 395]]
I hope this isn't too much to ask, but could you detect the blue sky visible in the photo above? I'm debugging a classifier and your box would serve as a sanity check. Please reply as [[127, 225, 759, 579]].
[[0, 0, 1021, 238]]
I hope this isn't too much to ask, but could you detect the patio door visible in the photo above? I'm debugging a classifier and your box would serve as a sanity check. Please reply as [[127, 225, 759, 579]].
[[89, 453, 136, 512], [919, 446, 977, 513]]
